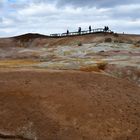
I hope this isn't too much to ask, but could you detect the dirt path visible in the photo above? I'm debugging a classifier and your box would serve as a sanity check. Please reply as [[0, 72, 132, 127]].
[[0, 69, 139, 140]]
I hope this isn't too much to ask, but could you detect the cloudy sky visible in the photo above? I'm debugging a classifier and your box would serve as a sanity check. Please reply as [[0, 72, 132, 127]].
[[0, 0, 140, 37]]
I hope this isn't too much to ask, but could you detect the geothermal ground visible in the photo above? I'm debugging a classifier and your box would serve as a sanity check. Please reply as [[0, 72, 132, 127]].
[[0, 32, 140, 140]]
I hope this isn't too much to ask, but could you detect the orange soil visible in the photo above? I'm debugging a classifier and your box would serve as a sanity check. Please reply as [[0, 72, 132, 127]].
[[0, 69, 139, 140], [0, 60, 39, 68]]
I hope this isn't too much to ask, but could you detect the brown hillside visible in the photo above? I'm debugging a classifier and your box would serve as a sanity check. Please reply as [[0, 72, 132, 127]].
[[0, 69, 140, 140], [0, 32, 140, 48]]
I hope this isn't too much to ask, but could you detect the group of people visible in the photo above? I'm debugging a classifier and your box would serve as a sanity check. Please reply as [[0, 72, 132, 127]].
[[67, 26, 92, 35], [77, 26, 92, 34], [66, 25, 109, 35], [104, 26, 109, 32]]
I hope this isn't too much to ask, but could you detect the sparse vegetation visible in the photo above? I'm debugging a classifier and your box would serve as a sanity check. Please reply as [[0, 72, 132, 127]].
[[127, 40, 133, 44], [97, 61, 108, 70], [77, 41, 82, 46], [136, 40, 140, 44], [113, 33, 119, 37], [118, 40, 124, 43], [80, 62, 108, 72], [104, 38, 112, 43], [134, 43, 140, 48], [80, 65, 100, 72], [134, 41, 140, 47], [132, 40, 140, 47], [114, 40, 119, 43]]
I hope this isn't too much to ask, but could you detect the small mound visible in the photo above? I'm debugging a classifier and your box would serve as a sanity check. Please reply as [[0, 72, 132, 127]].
[[13, 33, 48, 41]]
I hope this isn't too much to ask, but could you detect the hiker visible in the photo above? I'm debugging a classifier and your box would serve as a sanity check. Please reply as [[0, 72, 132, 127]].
[[89, 25, 92, 32], [78, 27, 81, 34], [67, 30, 69, 35], [104, 26, 108, 32]]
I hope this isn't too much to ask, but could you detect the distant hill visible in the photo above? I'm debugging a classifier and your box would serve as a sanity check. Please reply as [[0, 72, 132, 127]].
[[0, 32, 140, 48], [13, 33, 48, 41]]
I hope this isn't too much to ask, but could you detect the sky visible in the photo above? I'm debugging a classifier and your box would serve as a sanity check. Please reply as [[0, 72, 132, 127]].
[[0, 0, 140, 37]]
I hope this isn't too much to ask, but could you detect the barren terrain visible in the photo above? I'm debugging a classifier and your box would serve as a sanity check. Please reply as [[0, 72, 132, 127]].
[[0, 32, 140, 140]]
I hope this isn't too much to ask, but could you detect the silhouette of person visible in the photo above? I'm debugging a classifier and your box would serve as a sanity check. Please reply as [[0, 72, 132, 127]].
[[104, 26, 108, 32], [106, 26, 109, 31], [78, 27, 81, 34], [89, 26, 92, 32], [67, 30, 69, 35]]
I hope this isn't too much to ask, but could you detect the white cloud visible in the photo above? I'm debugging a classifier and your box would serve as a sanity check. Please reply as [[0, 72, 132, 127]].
[[18, 3, 57, 16], [0, 0, 140, 37]]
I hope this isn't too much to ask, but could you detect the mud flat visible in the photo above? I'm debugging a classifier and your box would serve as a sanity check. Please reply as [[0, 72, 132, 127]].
[[0, 69, 140, 140]]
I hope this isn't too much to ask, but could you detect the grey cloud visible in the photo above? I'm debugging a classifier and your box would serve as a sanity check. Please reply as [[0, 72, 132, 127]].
[[7, 0, 140, 8], [0, 0, 4, 8], [0, 0, 140, 37], [56, 0, 140, 8]]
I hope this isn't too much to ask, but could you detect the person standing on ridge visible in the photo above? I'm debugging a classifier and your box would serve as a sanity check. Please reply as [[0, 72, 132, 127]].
[[89, 26, 92, 32], [104, 26, 107, 32], [78, 27, 81, 34], [67, 30, 69, 35]]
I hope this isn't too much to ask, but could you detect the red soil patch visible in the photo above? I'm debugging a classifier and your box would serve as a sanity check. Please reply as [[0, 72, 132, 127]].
[[0, 69, 139, 140]]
